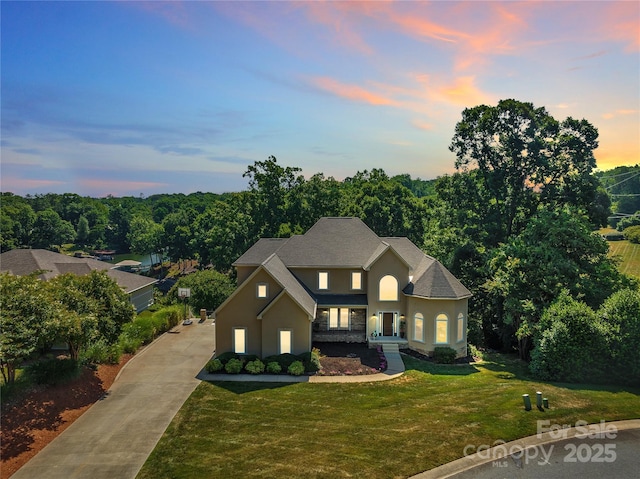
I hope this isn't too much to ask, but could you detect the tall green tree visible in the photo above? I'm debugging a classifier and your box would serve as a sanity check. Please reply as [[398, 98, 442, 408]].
[[76, 215, 90, 247], [449, 99, 604, 245], [243, 156, 303, 237], [485, 207, 630, 358], [168, 269, 235, 314], [31, 209, 76, 250], [128, 215, 164, 268]]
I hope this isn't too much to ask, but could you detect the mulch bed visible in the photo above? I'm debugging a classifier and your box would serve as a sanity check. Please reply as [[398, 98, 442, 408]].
[[0, 355, 132, 479], [313, 342, 384, 376]]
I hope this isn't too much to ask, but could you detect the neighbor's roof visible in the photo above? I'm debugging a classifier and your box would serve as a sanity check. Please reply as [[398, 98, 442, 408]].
[[232, 217, 471, 300], [0, 249, 157, 294]]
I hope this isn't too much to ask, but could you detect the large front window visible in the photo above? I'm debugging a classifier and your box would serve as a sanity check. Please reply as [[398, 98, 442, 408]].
[[329, 307, 350, 330], [379, 275, 398, 301]]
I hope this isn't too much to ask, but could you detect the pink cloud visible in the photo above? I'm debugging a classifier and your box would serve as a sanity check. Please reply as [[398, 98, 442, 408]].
[[1, 177, 65, 192], [310, 77, 399, 106]]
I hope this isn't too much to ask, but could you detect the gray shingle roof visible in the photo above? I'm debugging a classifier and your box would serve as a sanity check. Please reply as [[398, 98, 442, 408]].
[[259, 254, 316, 318], [0, 249, 157, 293], [231, 217, 471, 300]]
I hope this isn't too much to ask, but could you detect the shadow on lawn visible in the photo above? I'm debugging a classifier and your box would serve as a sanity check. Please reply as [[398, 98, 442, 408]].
[[402, 355, 480, 376], [208, 380, 300, 394]]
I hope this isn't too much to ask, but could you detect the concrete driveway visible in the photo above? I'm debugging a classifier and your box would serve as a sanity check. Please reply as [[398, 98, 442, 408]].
[[11, 320, 216, 479]]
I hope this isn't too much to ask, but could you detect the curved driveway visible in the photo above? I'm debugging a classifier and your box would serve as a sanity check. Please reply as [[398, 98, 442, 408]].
[[11, 320, 216, 479]]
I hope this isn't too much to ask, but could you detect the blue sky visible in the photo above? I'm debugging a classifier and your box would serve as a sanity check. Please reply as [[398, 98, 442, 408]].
[[2, 1, 638, 197]]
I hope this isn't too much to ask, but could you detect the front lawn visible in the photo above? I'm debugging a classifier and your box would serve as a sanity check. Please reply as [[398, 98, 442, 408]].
[[137, 353, 640, 479]]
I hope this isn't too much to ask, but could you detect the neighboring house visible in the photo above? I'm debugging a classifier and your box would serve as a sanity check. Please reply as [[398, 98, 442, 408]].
[[214, 217, 471, 358], [0, 249, 157, 312]]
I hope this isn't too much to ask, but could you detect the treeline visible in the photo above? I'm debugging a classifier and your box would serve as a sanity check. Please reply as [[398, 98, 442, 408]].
[[2, 100, 639, 381]]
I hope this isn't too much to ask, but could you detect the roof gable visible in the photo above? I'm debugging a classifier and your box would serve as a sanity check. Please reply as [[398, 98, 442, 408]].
[[404, 259, 472, 300]]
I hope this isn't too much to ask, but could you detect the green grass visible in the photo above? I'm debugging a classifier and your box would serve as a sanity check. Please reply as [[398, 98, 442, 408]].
[[136, 353, 640, 479], [608, 239, 640, 279]]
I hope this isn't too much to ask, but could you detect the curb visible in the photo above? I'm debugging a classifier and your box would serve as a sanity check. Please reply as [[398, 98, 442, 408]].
[[410, 419, 640, 479]]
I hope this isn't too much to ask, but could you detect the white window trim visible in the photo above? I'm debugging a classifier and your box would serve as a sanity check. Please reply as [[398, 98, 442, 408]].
[[379, 275, 398, 301], [318, 271, 329, 290], [233, 327, 247, 354], [351, 271, 362, 290], [279, 329, 292, 355], [435, 313, 449, 344], [257, 282, 268, 299], [329, 307, 350, 330], [457, 313, 465, 343], [413, 312, 424, 342]]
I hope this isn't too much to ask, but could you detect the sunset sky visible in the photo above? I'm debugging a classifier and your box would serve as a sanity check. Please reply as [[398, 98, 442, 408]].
[[2, 1, 638, 197]]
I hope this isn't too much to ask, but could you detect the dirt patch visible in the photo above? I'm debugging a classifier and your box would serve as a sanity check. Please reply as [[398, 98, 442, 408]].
[[0, 355, 131, 479], [313, 342, 385, 376]]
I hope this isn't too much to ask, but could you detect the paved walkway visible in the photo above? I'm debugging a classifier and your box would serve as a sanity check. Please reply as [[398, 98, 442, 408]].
[[11, 320, 216, 479], [198, 342, 405, 383]]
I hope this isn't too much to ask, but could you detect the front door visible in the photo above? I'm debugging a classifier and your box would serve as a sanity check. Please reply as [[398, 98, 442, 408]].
[[382, 312, 394, 336]]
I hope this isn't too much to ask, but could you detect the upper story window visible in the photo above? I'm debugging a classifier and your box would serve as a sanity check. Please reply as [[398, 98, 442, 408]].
[[257, 283, 268, 298], [318, 271, 329, 290], [379, 275, 398, 301], [351, 271, 362, 290], [436, 313, 449, 344]]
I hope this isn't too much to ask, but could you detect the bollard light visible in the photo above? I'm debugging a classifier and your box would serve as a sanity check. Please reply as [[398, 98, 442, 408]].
[[536, 391, 543, 409], [543, 398, 549, 408], [522, 394, 531, 411]]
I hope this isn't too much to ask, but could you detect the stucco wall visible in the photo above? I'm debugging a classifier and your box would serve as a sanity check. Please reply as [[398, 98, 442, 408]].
[[405, 297, 468, 358], [260, 294, 311, 357], [215, 268, 284, 357], [367, 249, 409, 334], [289, 267, 366, 295]]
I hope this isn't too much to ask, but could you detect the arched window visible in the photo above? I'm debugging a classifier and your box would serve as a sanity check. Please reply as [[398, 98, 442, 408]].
[[435, 313, 448, 344], [413, 312, 424, 341], [457, 313, 465, 342], [379, 275, 398, 301]]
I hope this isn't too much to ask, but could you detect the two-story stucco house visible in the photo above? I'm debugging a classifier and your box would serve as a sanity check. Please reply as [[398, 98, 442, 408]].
[[214, 217, 471, 358]]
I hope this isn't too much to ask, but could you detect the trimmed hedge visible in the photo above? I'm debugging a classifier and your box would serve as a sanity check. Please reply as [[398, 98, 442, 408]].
[[433, 346, 457, 364], [266, 361, 282, 374], [205, 359, 223, 373], [225, 358, 243, 374], [245, 359, 265, 374], [287, 360, 305, 376]]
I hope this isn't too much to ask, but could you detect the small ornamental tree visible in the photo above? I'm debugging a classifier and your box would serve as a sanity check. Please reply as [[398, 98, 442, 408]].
[[0, 273, 56, 384]]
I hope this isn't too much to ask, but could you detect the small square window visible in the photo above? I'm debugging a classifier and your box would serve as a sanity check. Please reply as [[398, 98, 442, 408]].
[[257, 283, 268, 298]]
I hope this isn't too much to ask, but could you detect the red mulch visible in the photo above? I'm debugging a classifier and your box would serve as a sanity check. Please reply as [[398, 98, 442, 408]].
[[313, 342, 384, 376], [0, 355, 132, 479]]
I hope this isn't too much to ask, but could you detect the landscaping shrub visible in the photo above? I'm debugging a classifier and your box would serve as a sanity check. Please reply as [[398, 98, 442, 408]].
[[433, 346, 457, 364], [216, 352, 240, 365], [287, 360, 305, 376], [468, 344, 484, 361], [118, 334, 143, 354], [224, 358, 243, 374], [245, 359, 265, 375], [81, 339, 122, 365], [299, 349, 321, 373], [263, 353, 299, 370], [205, 358, 223, 373], [604, 231, 624, 241], [241, 354, 260, 365], [623, 225, 640, 244], [266, 361, 282, 374], [27, 358, 80, 385], [529, 293, 607, 383]]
